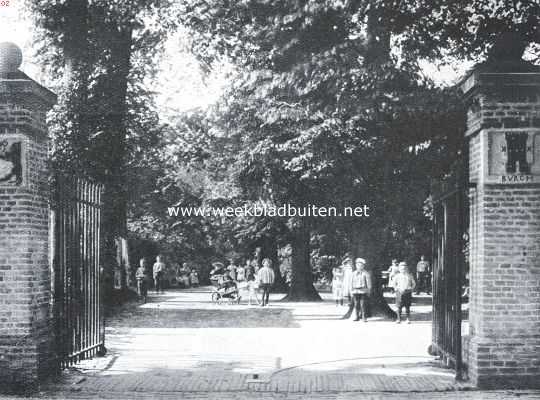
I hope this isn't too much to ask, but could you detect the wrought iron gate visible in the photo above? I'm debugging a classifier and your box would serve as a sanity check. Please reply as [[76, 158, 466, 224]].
[[51, 176, 105, 367], [431, 158, 467, 379]]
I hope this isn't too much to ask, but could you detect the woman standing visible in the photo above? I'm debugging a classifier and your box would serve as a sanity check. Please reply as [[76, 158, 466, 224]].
[[331, 264, 344, 306], [236, 261, 246, 283], [386, 259, 400, 292], [227, 259, 237, 281], [246, 266, 259, 306]]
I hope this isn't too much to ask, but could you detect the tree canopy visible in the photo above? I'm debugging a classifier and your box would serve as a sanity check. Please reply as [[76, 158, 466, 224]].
[[25, 0, 540, 300]]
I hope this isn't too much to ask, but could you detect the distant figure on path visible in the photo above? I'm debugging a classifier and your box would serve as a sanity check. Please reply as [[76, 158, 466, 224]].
[[210, 261, 225, 281], [385, 259, 399, 292], [341, 256, 354, 318], [415, 255, 431, 295], [177, 262, 190, 288], [135, 258, 148, 303], [227, 259, 237, 281], [236, 261, 246, 283], [351, 258, 372, 322], [244, 259, 254, 281], [332, 264, 344, 306], [246, 268, 259, 306], [257, 258, 275, 307], [153, 255, 166, 294], [253, 249, 262, 275], [392, 261, 416, 323], [190, 269, 199, 287]]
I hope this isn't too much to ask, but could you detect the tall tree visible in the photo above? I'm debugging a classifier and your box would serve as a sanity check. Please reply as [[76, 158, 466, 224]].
[[28, 0, 175, 289], [173, 0, 539, 304]]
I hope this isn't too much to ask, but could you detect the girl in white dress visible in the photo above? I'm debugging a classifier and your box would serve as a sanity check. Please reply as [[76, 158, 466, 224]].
[[331, 265, 344, 305]]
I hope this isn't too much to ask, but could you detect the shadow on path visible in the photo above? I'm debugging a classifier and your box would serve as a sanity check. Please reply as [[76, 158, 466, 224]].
[[107, 306, 300, 329], [36, 287, 477, 397]]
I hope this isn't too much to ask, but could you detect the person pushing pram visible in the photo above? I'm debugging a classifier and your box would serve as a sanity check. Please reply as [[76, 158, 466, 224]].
[[210, 262, 241, 304]]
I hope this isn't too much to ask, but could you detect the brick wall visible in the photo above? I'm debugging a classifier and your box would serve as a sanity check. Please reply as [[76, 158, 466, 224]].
[[467, 186, 540, 387], [0, 83, 56, 389], [468, 132, 481, 183], [0, 101, 49, 136], [463, 72, 540, 388]]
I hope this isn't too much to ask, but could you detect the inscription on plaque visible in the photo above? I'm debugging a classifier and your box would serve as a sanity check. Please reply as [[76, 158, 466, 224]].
[[487, 130, 539, 183], [0, 138, 23, 185], [500, 174, 533, 183]]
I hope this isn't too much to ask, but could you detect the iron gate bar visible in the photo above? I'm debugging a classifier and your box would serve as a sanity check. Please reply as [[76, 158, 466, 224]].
[[431, 155, 467, 381], [52, 175, 104, 368]]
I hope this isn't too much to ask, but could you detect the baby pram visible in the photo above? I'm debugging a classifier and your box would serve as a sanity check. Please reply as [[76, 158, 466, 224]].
[[210, 274, 241, 304]]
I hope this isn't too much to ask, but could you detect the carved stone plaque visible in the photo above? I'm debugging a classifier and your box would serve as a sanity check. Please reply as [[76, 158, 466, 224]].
[[487, 130, 539, 184], [0, 137, 24, 186]]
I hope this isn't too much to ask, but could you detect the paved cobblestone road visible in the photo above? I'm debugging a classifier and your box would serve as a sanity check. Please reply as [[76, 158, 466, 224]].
[[9, 288, 539, 399], [4, 390, 540, 399]]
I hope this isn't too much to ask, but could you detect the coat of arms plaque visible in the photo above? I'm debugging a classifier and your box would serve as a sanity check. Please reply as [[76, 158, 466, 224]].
[[0, 138, 24, 186]]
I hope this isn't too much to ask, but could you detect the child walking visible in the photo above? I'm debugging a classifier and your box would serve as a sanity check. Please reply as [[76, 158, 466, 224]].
[[385, 259, 399, 292], [351, 258, 372, 322], [331, 264, 344, 306], [246, 267, 259, 306], [135, 258, 148, 303], [391, 261, 416, 323]]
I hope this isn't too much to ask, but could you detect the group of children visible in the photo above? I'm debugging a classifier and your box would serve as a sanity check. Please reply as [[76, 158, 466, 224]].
[[134, 256, 200, 303], [172, 263, 200, 288], [210, 258, 276, 306], [385, 255, 431, 295], [331, 256, 418, 323]]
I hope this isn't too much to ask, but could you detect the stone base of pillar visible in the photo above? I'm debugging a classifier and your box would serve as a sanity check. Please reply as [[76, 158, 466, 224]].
[[0, 336, 58, 392], [467, 336, 540, 389]]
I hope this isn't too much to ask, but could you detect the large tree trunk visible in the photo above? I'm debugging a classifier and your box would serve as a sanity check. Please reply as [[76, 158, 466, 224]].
[[97, 21, 133, 292], [282, 219, 321, 301], [343, 227, 396, 319], [61, 0, 91, 169], [368, 268, 396, 319], [63, 0, 89, 81], [345, 1, 395, 319]]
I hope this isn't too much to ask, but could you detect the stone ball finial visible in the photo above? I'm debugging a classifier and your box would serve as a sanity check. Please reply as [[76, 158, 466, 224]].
[[0, 42, 23, 73]]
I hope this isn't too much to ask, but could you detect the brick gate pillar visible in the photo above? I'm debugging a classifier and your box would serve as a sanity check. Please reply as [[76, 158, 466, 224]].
[[461, 35, 540, 388], [0, 43, 57, 388]]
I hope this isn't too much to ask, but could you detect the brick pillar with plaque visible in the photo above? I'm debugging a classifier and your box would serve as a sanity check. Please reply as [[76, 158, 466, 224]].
[[0, 43, 57, 388], [461, 33, 540, 388]]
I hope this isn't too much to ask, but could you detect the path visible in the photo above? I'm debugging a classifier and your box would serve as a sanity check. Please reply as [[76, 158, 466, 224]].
[[11, 288, 540, 399]]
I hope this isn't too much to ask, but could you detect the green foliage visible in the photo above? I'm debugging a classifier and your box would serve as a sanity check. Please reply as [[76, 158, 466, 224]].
[[172, 1, 469, 268], [26, 0, 181, 259], [28, 0, 175, 174], [167, 0, 539, 280], [27, 0, 540, 286]]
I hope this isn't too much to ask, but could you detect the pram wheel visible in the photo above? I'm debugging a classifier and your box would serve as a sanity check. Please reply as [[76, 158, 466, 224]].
[[211, 292, 221, 304]]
